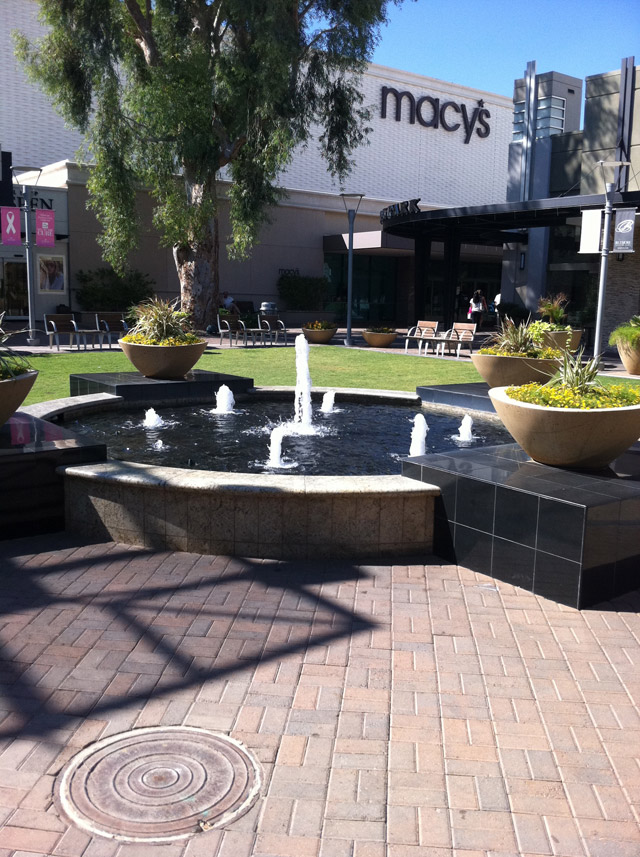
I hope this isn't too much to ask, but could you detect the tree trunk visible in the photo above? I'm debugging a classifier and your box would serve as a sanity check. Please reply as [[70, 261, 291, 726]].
[[173, 214, 220, 330]]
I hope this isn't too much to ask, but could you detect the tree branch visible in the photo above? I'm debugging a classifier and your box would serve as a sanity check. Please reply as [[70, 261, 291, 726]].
[[123, 0, 161, 65]]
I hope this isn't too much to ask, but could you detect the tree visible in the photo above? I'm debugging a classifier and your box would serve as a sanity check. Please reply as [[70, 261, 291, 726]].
[[15, 0, 405, 328]]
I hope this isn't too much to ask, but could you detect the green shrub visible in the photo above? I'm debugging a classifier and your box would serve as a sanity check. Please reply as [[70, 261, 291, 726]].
[[277, 273, 328, 311], [609, 316, 640, 349], [74, 268, 155, 311]]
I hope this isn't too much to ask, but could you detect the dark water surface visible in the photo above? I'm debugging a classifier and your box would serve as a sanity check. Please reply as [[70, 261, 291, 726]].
[[70, 400, 512, 476]]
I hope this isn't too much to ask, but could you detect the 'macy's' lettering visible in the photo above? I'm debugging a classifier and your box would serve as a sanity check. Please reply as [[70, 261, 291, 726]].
[[380, 87, 491, 144]]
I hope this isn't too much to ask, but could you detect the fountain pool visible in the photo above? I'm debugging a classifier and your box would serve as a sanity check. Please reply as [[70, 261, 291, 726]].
[[69, 399, 511, 475]]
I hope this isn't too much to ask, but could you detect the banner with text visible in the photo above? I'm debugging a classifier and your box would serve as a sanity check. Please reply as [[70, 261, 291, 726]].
[[613, 209, 636, 253], [36, 209, 55, 247]]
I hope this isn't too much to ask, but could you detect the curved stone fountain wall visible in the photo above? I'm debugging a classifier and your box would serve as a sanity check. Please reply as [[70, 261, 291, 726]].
[[26, 390, 438, 560]]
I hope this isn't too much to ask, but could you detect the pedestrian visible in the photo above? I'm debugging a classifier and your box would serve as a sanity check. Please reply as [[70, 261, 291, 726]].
[[469, 290, 487, 327]]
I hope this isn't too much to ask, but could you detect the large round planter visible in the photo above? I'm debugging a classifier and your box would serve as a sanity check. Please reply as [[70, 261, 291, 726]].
[[119, 340, 207, 380], [489, 385, 640, 470], [541, 329, 582, 352], [615, 341, 640, 375], [0, 370, 38, 428], [471, 353, 560, 388], [361, 331, 397, 348], [302, 327, 337, 344]]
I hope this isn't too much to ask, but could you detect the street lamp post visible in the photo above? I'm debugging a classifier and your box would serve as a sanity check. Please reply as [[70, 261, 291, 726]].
[[21, 184, 39, 345], [11, 166, 43, 345], [340, 193, 364, 347], [592, 160, 630, 360]]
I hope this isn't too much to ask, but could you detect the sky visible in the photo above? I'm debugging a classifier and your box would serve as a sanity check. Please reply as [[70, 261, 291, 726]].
[[371, 0, 640, 97]]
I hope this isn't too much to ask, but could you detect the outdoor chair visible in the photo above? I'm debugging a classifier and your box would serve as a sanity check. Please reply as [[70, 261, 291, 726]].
[[44, 313, 102, 350], [217, 313, 247, 347], [259, 313, 288, 346], [95, 312, 129, 349], [404, 320, 439, 355], [435, 321, 477, 358]]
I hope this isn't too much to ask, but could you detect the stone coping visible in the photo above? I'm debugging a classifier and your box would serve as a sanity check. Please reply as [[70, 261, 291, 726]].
[[61, 459, 437, 497]]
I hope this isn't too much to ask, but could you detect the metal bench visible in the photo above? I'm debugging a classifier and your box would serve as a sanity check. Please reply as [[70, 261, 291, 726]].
[[404, 320, 439, 355], [44, 313, 102, 350], [435, 322, 477, 358], [95, 313, 129, 349]]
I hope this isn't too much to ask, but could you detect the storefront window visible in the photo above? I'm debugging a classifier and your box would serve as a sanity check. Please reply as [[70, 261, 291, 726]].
[[323, 254, 397, 323]]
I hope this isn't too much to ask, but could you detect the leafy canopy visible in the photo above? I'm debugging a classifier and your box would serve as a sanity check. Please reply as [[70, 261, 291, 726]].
[[15, 0, 402, 271]]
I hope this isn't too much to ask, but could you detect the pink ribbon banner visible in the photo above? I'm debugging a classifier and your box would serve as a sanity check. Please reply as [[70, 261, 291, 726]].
[[1, 206, 21, 246], [36, 209, 55, 247]]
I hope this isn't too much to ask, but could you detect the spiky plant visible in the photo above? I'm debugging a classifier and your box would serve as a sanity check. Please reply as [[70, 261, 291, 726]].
[[545, 348, 604, 396], [123, 298, 204, 346], [538, 293, 569, 326], [479, 316, 561, 358], [0, 313, 33, 380]]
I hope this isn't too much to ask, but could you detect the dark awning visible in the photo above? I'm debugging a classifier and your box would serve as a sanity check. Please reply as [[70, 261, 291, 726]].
[[382, 191, 640, 244]]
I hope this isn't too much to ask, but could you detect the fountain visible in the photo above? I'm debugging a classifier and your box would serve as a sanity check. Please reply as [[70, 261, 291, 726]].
[[213, 384, 235, 414], [455, 414, 474, 442], [143, 408, 164, 428], [409, 413, 428, 457], [321, 391, 336, 413], [267, 424, 287, 469], [294, 334, 313, 430]]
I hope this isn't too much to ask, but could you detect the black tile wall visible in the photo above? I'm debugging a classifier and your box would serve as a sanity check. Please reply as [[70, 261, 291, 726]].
[[402, 441, 640, 609]]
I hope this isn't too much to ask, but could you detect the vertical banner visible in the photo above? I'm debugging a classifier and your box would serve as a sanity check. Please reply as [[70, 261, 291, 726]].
[[613, 209, 636, 253], [36, 209, 55, 247], [1, 206, 21, 245], [578, 209, 603, 253]]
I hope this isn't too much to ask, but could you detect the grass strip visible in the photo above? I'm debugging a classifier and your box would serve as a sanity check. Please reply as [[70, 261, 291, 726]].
[[23, 345, 483, 404]]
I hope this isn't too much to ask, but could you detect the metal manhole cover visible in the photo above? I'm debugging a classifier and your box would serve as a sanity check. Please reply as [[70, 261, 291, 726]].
[[54, 726, 262, 842]]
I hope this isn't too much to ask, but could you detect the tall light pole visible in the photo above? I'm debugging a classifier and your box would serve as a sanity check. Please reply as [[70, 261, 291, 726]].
[[593, 160, 630, 359], [12, 166, 42, 345], [340, 192, 364, 347]]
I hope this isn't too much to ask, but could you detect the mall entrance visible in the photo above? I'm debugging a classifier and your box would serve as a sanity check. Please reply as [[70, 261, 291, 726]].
[[0, 258, 28, 318]]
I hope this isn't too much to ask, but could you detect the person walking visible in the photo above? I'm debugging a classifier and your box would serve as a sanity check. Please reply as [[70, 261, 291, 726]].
[[469, 290, 487, 328]]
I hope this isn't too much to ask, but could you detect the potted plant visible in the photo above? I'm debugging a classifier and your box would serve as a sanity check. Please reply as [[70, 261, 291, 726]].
[[488, 349, 640, 470], [362, 326, 397, 347], [609, 315, 640, 375], [119, 298, 206, 379], [471, 316, 563, 387], [0, 314, 38, 428], [532, 293, 582, 352], [302, 320, 338, 344]]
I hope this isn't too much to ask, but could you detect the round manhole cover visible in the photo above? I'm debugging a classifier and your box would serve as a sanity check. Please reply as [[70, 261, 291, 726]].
[[54, 726, 262, 842]]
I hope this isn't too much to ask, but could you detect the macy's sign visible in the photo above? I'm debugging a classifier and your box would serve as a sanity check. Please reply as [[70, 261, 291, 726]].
[[381, 86, 491, 144]]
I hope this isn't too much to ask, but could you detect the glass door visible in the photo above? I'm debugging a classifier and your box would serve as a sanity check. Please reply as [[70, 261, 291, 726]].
[[0, 261, 28, 317]]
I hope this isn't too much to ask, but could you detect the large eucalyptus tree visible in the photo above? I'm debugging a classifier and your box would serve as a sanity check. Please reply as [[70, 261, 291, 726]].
[[16, 0, 403, 327]]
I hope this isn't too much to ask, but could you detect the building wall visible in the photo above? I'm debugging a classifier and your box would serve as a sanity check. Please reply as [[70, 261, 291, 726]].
[[0, 0, 85, 167]]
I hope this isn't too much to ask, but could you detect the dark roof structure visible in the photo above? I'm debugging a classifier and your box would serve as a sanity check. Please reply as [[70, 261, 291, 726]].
[[382, 191, 640, 245]]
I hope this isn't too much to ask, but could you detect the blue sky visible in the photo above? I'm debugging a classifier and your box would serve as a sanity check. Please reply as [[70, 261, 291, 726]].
[[371, 0, 640, 96]]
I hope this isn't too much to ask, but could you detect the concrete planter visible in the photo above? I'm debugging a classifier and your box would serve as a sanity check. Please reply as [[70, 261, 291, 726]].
[[119, 340, 207, 380], [489, 385, 640, 470], [471, 353, 560, 388], [302, 327, 337, 344], [541, 329, 582, 352], [0, 370, 38, 428], [362, 331, 397, 347], [615, 341, 640, 375]]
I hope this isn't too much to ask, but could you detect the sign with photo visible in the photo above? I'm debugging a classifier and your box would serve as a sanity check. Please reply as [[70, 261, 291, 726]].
[[38, 254, 66, 292]]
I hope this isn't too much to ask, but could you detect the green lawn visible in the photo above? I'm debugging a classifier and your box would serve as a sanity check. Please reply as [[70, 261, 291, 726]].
[[23, 345, 484, 404]]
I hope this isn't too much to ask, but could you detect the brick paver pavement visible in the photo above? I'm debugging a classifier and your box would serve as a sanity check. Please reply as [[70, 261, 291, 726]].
[[0, 534, 638, 857]]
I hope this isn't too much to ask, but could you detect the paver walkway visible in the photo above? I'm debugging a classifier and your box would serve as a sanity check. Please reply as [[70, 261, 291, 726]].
[[0, 534, 638, 857]]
